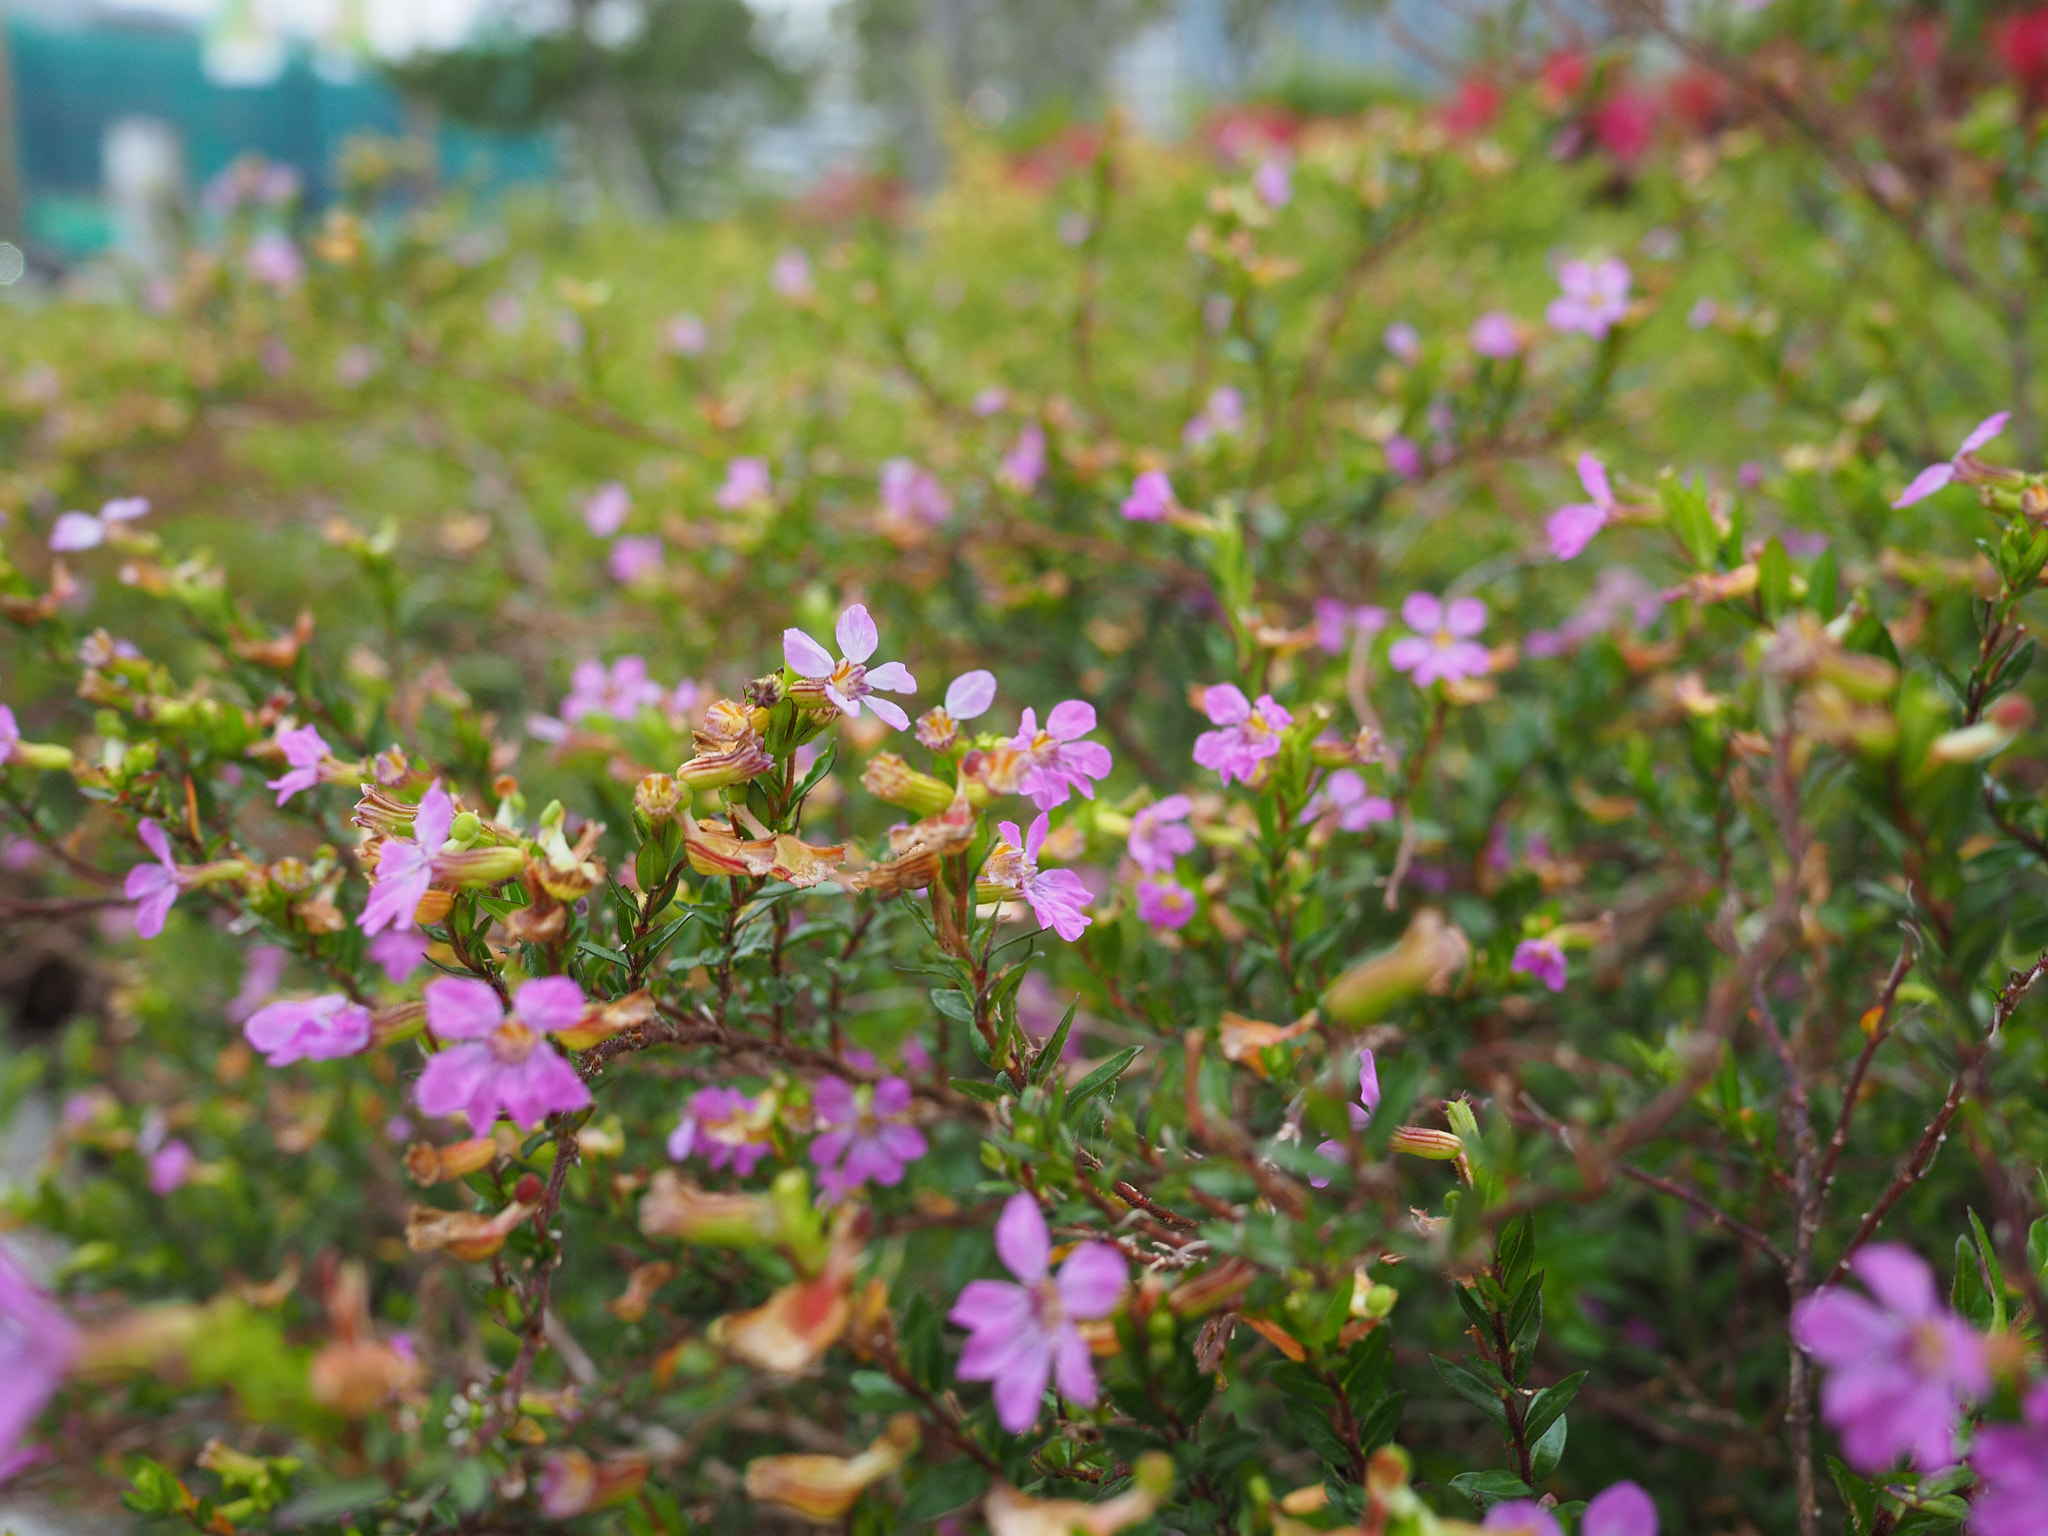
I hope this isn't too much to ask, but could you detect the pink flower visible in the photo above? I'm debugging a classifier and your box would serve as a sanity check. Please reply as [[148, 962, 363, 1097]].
[[784, 603, 918, 730], [149, 1139, 194, 1194], [583, 481, 630, 537], [1127, 794, 1195, 873], [1548, 452, 1619, 560], [0, 707, 18, 765], [1582, 1482, 1659, 1536], [717, 457, 773, 512], [1253, 156, 1292, 207], [1970, 1379, 2048, 1536], [0, 1246, 77, 1474], [125, 819, 183, 939], [1470, 311, 1523, 358], [1388, 593, 1491, 686], [358, 782, 454, 937], [225, 944, 288, 1024], [562, 656, 666, 722], [984, 814, 1094, 942], [972, 387, 1010, 416], [1010, 700, 1113, 809], [1192, 685, 1292, 786], [1383, 322, 1422, 363], [669, 1086, 774, 1176], [244, 993, 373, 1066], [1305, 769, 1393, 831], [245, 231, 304, 290], [368, 929, 428, 983], [608, 535, 665, 584], [1483, 1503, 1562, 1536], [1547, 257, 1632, 338], [414, 976, 593, 1134], [1313, 599, 1389, 655], [1791, 1243, 1989, 1472], [1384, 434, 1423, 478], [917, 670, 998, 750], [1893, 413, 2011, 508], [664, 313, 708, 356], [810, 1076, 926, 1197], [49, 496, 149, 552], [1136, 877, 1196, 929], [1184, 387, 1246, 448], [1000, 423, 1047, 493], [1311, 1050, 1381, 1186], [949, 1193, 1127, 1433], [771, 248, 813, 298], [880, 459, 953, 527], [266, 722, 330, 805], [1121, 469, 1176, 521], [1512, 936, 1568, 992], [1688, 297, 1719, 329]]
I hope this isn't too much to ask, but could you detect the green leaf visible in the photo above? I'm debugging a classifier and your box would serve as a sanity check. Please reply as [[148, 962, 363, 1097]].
[[2028, 1215, 2047, 1278], [1759, 535, 1791, 623], [1968, 1208, 2008, 1332], [1356, 1389, 1404, 1455], [931, 988, 976, 1025], [1522, 1371, 1585, 1446], [1496, 1213, 1535, 1295], [897, 1459, 989, 1523], [1661, 476, 1717, 568], [1064, 1047, 1141, 1125], [1447, 1470, 1532, 1510], [1809, 544, 1840, 617], [1031, 998, 1078, 1085], [949, 1078, 1009, 1103], [1529, 1411, 1567, 1481], [273, 1478, 393, 1528], [1432, 1357, 1510, 1435]]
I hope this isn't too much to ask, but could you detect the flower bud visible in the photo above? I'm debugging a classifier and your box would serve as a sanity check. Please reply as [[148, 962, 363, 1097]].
[[1323, 908, 1469, 1025], [538, 1450, 648, 1519], [860, 752, 954, 817], [634, 773, 683, 826], [677, 736, 773, 791], [12, 742, 73, 772], [639, 1169, 782, 1247], [432, 845, 528, 888], [1388, 1126, 1465, 1160], [1166, 1257, 1256, 1318], [404, 1201, 537, 1261], [744, 1415, 918, 1522], [405, 1137, 498, 1185]]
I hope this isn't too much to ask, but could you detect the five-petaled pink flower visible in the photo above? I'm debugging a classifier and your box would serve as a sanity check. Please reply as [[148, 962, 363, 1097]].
[[1313, 599, 1389, 656], [1791, 1243, 1989, 1473], [1000, 423, 1047, 493], [810, 1076, 927, 1198], [608, 535, 664, 584], [716, 457, 773, 512], [1127, 794, 1195, 873], [949, 1192, 1128, 1433], [359, 782, 453, 937], [562, 656, 666, 723], [1192, 684, 1292, 786], [669, 1086, 775, 1176], [1548, 453, 1619, 561], [266, 723, 330, 806], [1010, 700, 1113, 809], [880, 459, 953, 527], [1389, 593, 1491, 686], [1136, 877, 1197, 929], [984, 814, 1095, 942], [50, 497, 148, 553], [1547, 258, 1631, 339], [0, 1244, 77, 1476], [784, 603, 919, 730], [126, 819, 183, 939], [1121, 469, 1176, 521], [1304, 769, 1394, 832], [414, 976, 593, 1134], [1970, 1378, 2048, 1536], [245, 993, 373, 1066], [1512, 936, 1568, 993], [1471, 311, 1523, 358], [917, 669, 997, 750], [582, 482, 630, 537], [1893, 413, 2011, 509]]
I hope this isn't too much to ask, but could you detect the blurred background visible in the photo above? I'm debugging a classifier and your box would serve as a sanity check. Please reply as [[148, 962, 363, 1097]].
[[0, 0, 1463, 277]]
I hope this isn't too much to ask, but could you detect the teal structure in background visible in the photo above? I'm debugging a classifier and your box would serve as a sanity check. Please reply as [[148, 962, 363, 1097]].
[[8, 14, 555, 259]]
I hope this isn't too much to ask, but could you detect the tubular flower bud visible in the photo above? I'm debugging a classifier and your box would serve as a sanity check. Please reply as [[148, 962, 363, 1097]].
[[434, 845, 530, 888], [677, 733, 773, 791], [538, 1450, 649, 1519], [634, 773, 683, 826], [639, 1169, 784, 1248], [1323, 908, 1470, 1025], [1928, 696, 2032, 764], [1217, 1010, 1319, 1076], [404, 1201, 537, 1261], [744, 1415, 919, 1523], [985, 1452, 1175, 1536], [404, 1137, 499, 1185], [1388, 1126, 1466, 1160], [860, 752, 954, 817]]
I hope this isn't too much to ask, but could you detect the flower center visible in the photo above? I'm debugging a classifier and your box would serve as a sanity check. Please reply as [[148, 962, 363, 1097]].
[[1907, 1320, 1954, 1377], [1032, 1277, 1067, 1333], [830, 660, 868, 696], [488, 1020, 539, 1065]]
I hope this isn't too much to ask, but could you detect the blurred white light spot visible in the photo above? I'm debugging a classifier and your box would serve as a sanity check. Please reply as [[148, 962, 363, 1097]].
[[0, 245, 23, 286]]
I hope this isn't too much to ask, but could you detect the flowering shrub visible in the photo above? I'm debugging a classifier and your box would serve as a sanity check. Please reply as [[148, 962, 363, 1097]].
[[7, 21, 2048, 1536]]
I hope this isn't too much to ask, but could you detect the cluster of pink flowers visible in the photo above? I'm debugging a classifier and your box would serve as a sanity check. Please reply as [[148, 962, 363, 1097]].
[[1193, 684, 1291, 785], [810, 1077, 927, 1198], [1127, 795, 1198, 930], [879, 459, 953, 527]]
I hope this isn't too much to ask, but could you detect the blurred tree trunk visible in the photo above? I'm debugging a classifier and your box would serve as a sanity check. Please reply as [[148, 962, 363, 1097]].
[[0, 11, 26, 246]]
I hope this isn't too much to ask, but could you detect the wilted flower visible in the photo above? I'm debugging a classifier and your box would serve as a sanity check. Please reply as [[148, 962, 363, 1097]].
[[1547, 257, 1631, 338], [1512, 936, 1568, 993], [0, 1246, 77, 1472], [1121, 469, 1177, 521], [784, 603, 918, 730], [879, 459, 953, 527], [1791, 1243, 1988, 1471], [716, 457, 773, 512], [245, 993, 373, 1066], [1893, 412, 2011, 508], [810, 1076, 926, 1198], [582, 481, 630, 537], [983, 813, 1095, 941], [1192, 684, 1292, 786], [265, 722, 330, 805], [126, 819, 183, 938], [414, 976, 594, 1135], [1010, 700, 1112, 809], [1971, 1380, 2048, 1536], [1388, 592, 1491, 686], [608, 534, 664, 584], [1000, 422, 1047, 492], [50, 497, 149, 553], [1470, 311, 1523, 358], [745, 1415, 919, 1523], [1127, 794, 1195, 873], [1136, 877, 1197, 929], [950, 1193, 1127, 1433], [538, 1450, 649, 1519], [669, 1086, 776, 1176]]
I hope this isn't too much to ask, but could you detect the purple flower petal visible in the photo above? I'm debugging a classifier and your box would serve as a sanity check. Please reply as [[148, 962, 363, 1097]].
[[994, 1192, 1050, 1284]]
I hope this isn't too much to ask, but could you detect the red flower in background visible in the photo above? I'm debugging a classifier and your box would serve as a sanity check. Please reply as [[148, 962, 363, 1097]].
[[1591, 88, 1661, 165], [1207, 105, 1301, 164], [1441, 78, 1503, 137], [1998, 7, 2048, 97], [1670, 69, 1733, 136], [1538, 49, 1589, 111]]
